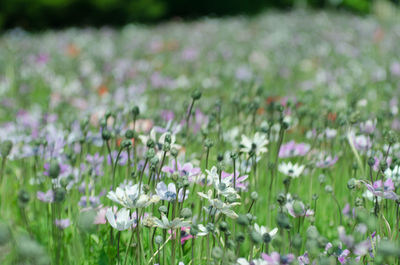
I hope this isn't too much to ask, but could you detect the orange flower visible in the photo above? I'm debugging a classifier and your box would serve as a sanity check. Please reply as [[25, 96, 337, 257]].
[[97, 84, 108, 96], [67, 43, 80, 57], [327, 112, 337, 122]]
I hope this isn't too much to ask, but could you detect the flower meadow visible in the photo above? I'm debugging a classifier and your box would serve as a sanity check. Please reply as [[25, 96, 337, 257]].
[[1, 10, 400, 265]]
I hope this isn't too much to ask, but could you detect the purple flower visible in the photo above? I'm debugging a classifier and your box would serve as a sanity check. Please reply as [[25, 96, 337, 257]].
[[107, 150, 129, 166], [79, 196, 101, 208], [221, 171, 248, 191], [365, 178, 398, 200], [162, 161, 201, 180], [156, 182, 188, 202], [262, 252, 295, 265], [86, 153, 104, 176], [55, 219, 71, 229], [297, 252, 310, 265], [279, 141, 310, 158], [37, 190, 54, 203], [315, 155, 338, 168]]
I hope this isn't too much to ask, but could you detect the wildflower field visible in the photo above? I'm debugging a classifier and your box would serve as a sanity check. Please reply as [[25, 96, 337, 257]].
[[1, 10, 400, 265]]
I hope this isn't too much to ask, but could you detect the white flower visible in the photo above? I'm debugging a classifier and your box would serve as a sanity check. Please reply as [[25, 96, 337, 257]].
[[198, 190, 240, 219], [237, 258, 267, 265], [154, 214, 190, 230], [254, 223, 278, 237], [107, 184, 159, 208], [106, 208, 134, 231], [240, 132, 268, 157], [278, 162, 305, 178], [362, 190, 381, 202], [384, 165, 400, 187]]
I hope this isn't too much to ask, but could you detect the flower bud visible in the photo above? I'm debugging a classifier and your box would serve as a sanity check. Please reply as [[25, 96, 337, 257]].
[[0, 140, 12, 158], [131, 106, 140, 116], [49, 160, 60, 179], [170, 148, 178, 157], [250, 191, 258, 201], [324, 185, 333, 193], [101, 130, 111, 141], [53, 187, 66, 203], [18, 189, 30, 205], [347, 178, 356, 190], [235, 232, 245, 243], [367, 157, 375, 167], [191, 89, 202, 101], [146, 148, 156, 159], [237, 214, 249, 227], [212, 246, 223, 259], [180, 208, 192, 218], [124, 130, 134, 139], [121, 139, 132, 148], [219, 221, 228, 232], [155, 235, 163, 245], [159, 205, 168, 214]]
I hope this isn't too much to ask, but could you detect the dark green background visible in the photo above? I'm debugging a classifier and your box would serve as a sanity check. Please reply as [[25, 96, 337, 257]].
[[0, 0, 396, 30]]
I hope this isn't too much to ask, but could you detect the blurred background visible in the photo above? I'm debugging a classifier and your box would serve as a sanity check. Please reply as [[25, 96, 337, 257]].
[[1, 0, 399, 30]]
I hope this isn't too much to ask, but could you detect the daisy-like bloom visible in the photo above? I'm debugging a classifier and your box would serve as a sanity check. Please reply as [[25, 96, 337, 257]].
[[198, 190, 240, 219], [156, 181, 188, 202], [315, 154, 338, 168], [221, 171, 248, 191], [204, 166, 239, 198], [364, 178, 399, 200], [106, 207, 135, 231], [240, 132, 269, 157], [253, 223, 278, 238], [261, 252, 295, 265], [154, 214, 190, 231], [384, 165, 400, 187], [139, 128, 180, 151], [107, 183, 159, 208], [278, 162, 305, 178], [162, 161, 201, 180], [278, 141, 310, 158]]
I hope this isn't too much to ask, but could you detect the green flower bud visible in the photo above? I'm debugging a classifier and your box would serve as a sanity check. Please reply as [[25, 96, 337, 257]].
[[170, 148, 178, 157], [155, 235, 163, 245], [146, 148, 156, 159], [49, 160, 60, 179], [293, 201, 305, 216], [131, 106, 140, 116], [0, 140, 12, 157], [237, 214, 249, 227], [276, 212, 291, 230], [325, 185, 333, 193], [235, 232, 245, 243], [292, 234, 302, 250], [347, 178, 356, 190], [212, 246, 223, 259], [367, 157, 375, 167], [219, 221, 228, 232], [159, 206, 168, 214], [180, 208, 192, 218], [101, 129, 111, 141], [18, 189, 30, 205], [53, 187, 66, 203], [125, 130, 135, 139], [250, 191, 259, 201], [121, 139, 132, 148], [191, 89, 202, 101], [77, 210, 96, 234]]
